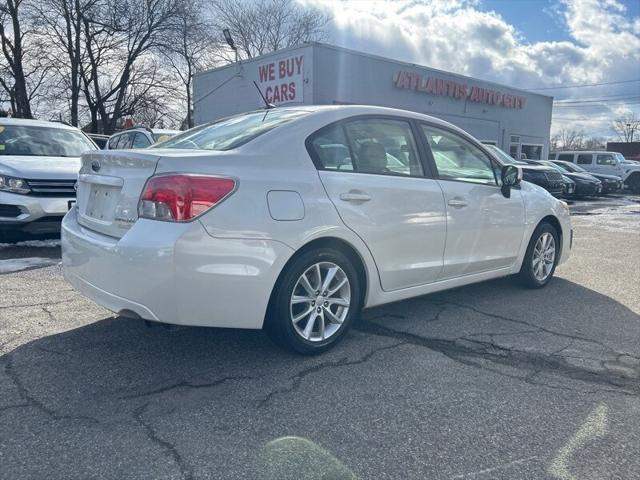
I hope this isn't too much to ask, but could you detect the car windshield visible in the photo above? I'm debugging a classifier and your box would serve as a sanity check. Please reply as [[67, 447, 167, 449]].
[[486, 145, 526, 165], [154, 110, 310, 151], [613, 152, 625, 163], [557, 162, 586, 173], [0, 124, 97, 157], [538, 160, 566, 172]]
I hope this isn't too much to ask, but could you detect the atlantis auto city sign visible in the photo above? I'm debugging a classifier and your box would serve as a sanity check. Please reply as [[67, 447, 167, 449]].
[[393, 70, 527, 109]]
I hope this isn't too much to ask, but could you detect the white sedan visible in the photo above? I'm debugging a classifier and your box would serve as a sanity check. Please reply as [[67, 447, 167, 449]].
[[62, 106, 572, 354]]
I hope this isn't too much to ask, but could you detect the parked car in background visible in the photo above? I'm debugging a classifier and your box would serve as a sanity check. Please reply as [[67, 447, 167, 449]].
[[88, 133, 109, 149], [0, 118, 97, 242], [550, 151, 640, 192], [106, 127, 180, 150], [62, 105, 572, 354], [551, 160, 623, 194], [485, 145, 564, 197], [529, 160, 602, 197]]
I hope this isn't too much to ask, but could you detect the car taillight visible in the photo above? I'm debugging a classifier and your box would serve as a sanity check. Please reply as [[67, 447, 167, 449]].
[[139, 174, 236, 222]]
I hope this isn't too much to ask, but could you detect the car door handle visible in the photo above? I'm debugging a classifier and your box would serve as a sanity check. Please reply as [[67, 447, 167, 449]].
[[447, 199, 468, 208], [339, 191, 372, 203]]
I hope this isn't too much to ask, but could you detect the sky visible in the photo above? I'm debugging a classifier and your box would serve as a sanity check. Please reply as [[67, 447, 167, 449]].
[[302, 0, 640, 140]]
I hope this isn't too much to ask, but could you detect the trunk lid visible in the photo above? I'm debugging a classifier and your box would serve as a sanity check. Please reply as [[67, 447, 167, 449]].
[[76, 150, 161, 238]]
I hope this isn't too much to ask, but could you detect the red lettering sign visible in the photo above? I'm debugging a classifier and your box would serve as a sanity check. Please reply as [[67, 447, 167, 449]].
[[393, 70, 527, 109], [257, 55, 304, 105]]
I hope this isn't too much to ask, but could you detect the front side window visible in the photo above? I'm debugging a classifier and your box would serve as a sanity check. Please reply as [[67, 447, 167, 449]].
[[577, 154, 593, 165], [0, 124, 96, 157], [155, 109, 310, 151], [422, 125, 496, 185], [308, 118, 423, 177], [558, 154, 574, 162], [596, 154, 616, 165]]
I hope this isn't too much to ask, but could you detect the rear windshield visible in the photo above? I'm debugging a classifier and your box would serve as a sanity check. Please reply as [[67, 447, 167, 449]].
[[154, 110, 310, 151], [0, 124, 96, 157]]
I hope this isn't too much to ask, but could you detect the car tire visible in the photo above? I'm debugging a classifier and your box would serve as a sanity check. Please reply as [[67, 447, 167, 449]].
[[517, 222, 559, 289], [265, 248, 362, 355], [627, 174, 640, 193]]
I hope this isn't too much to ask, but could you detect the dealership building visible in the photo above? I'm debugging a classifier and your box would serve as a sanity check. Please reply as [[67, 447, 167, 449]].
[[194, 43, 553, 159]]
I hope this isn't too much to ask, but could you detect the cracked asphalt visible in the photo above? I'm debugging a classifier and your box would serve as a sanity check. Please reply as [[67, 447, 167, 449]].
[[1, 194, 639, 479]]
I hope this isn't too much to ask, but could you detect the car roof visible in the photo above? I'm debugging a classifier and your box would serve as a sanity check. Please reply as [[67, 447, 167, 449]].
[[555, 151, 616, 155], [253, 104, 477, 138], [151, 128, 180, 134], [0, 117, 79, 131]]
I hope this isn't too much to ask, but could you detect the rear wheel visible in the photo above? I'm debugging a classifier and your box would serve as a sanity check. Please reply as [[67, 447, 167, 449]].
[[517, 223, 559, 288], [266, 248, 362, 355]]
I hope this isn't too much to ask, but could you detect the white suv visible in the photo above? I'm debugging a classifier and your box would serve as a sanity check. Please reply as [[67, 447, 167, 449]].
[[0, 118, 97, 242], [550, 151, 640, 192], [106, 127, 179, 150]]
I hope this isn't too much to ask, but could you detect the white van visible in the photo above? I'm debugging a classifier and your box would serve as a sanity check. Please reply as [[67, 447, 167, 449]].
[[549, 151, 640, 192]]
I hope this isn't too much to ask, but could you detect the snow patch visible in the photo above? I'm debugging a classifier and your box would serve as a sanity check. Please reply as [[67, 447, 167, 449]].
[[0, 257, 59, 273], [572, 203, 640, 232], [0, 239, 61, 249]]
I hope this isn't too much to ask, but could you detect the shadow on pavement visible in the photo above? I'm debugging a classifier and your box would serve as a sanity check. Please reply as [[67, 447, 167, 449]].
[[1, 276, 638, 479]]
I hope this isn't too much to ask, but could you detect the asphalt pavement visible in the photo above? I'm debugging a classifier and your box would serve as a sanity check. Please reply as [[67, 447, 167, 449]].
[[1, 194, 639, 479]]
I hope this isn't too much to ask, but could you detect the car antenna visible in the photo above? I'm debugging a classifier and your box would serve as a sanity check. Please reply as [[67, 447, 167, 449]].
[[253, 81, 275, 110]]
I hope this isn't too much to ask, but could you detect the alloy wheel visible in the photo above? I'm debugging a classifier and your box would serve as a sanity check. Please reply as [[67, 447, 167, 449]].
[[290, 262, 351, 342], [532, 232, 556, 282]]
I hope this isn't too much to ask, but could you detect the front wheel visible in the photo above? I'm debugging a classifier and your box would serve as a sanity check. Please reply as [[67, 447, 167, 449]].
[[266, 248, 362, 355], [517, 223, 559, 288], [626, 174, 640, 194]]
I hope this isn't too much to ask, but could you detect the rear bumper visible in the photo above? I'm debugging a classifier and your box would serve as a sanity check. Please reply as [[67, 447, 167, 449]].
[[62, 208, 294, 329], [0, 190, 73, 233]]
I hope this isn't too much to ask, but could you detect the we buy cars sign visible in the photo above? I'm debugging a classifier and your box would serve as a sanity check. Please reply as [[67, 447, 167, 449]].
[[256, 55, 304, 104]]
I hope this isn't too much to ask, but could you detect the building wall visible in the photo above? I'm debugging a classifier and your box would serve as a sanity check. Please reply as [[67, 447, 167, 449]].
[[193, 43, 553, 157]]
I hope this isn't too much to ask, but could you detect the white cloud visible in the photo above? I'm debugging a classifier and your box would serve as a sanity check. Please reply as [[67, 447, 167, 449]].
[[302, 0, 640, 140]]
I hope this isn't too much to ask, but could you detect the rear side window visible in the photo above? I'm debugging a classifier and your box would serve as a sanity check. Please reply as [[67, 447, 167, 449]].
[[307, 118, 423, 177], [308, 124, 353, 171], [577, 154, 593, 165], [596, 154, 616, 165], [558, 154, 574, 162]]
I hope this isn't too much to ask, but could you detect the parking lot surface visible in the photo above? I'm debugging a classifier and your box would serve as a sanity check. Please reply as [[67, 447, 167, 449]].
[[1, 194, 639, 480]]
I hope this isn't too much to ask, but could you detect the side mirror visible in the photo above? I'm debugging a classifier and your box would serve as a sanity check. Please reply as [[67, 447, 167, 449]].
[[501, 165, 522, 198]]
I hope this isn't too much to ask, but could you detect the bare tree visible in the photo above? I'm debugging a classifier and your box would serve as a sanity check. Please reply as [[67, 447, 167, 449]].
[[209, 0, 329, 60], [79, 0, 181, 133], [161, 0, 218, 129], [612, 113, 639, 142], [582, 136, 605, 150], [0, 0, 49, 118], [551, 128, 585, 150], [33, 0, 98, 126]]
